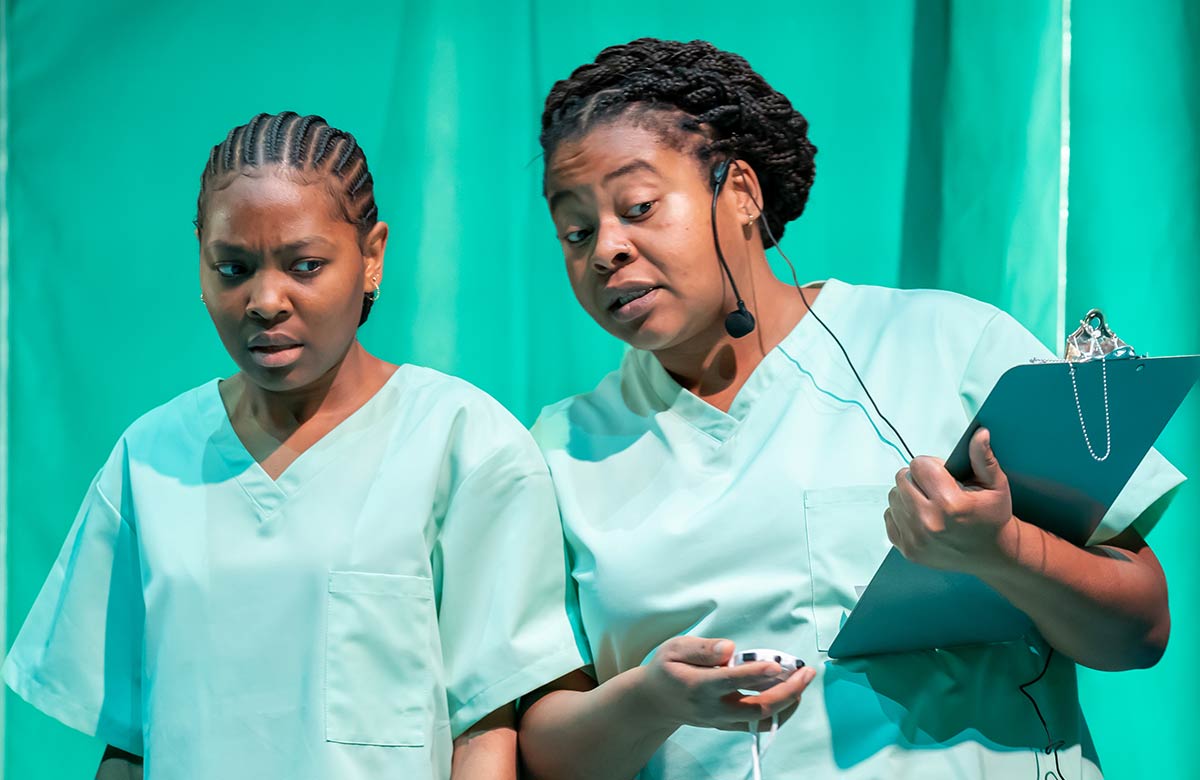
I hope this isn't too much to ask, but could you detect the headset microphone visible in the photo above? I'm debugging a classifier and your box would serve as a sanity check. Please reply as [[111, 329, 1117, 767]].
[[710, 157, 916, 461], [711, 158, 757, 338]]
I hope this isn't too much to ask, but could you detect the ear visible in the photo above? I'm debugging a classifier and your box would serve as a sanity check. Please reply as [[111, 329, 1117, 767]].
[[361, 221, 389, 292], [720, 160, 768, 246], [726, 160, 765, 230]]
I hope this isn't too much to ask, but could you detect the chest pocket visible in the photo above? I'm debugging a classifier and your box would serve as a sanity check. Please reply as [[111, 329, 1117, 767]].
[[326, 571, 434, 747], [803, 485, 893, 653]]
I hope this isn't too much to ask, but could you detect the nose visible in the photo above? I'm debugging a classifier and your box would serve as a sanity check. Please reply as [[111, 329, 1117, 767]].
[[591, 221, 637, 274], [245, 269, 292, 324]]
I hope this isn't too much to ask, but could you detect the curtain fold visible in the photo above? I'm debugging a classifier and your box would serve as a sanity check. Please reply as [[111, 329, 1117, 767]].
[[4, 3, 1194, 776]]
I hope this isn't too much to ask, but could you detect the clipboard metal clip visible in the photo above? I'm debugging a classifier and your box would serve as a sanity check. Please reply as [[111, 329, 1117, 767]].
[[1066, 308, 1140, 363]]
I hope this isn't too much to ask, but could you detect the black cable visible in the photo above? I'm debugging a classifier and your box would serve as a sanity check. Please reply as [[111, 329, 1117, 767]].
[[1019, 647, 1066, 780], [743, 183, 915, 460], [712, 165, 748, 311], [711, 160, 756, 338], [745, 169, 1072, 779]]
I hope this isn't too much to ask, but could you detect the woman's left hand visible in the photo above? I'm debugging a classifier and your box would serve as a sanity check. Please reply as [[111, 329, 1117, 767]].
[[884, 427, 1018, 573]]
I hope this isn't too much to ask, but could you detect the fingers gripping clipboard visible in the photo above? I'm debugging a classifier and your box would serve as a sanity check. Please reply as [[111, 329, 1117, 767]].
[[827, 353, 1200, 659]]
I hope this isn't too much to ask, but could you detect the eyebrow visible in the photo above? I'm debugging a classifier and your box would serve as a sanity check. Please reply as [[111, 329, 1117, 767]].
[[603, 159, 659, 183], [547, 159, 661, 213], [207, 236, 336, 255]]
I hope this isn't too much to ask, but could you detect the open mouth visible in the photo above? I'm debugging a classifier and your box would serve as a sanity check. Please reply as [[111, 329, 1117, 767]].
[[248, 344, 303, 368], [607, 287, 661, 323], [608, 287, 657, 312], [249, 344, 298, 353]]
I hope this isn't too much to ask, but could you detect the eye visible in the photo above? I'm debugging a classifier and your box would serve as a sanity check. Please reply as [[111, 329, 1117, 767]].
[[214, 262, 247, 279], [563, 228, 593, 246], [293, 258, 326, 274], [623, 201, 654, 219]]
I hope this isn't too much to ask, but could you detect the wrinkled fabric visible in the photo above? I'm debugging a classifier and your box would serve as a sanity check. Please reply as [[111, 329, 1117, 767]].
[[5, 365, 585, 780], [534, 280, 1182, 779]]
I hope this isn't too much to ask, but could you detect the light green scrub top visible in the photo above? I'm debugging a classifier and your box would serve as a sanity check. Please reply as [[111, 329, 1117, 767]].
[[533, 280, 1184, 780], [4, 365, 585, 780]]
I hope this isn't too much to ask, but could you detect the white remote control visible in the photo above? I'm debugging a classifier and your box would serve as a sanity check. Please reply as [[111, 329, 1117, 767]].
[[728, 648, 805, 690]]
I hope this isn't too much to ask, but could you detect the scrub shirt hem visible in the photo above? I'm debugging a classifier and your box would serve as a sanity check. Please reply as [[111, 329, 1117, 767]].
[[2, 657, 142, 754], [448, 644, 584, 739]]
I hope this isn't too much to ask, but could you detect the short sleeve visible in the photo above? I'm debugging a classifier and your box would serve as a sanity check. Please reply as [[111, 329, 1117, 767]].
[[531, 405, 597, 673], [2, 467, 145, 754], [958, 310, 1057, 418], [435, 417, 587, 738], [959, 310, 1185, 545], [1090, 451, 1184, 543]]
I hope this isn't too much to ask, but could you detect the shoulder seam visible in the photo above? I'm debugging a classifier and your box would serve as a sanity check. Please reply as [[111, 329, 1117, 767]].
[[957, 309, 1008, 400]]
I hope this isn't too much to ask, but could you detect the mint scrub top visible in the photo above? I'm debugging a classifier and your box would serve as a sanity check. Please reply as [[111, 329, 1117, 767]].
[[533, 280, 1183, 779], [5, 365, 586, 780]]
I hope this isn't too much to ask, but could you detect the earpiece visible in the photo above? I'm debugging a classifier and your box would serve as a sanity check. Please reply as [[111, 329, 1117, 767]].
[[711, 158, 732, 188]]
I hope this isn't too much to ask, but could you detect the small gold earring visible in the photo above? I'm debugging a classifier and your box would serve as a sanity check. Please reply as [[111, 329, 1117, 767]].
[[370, 276, 381, 302]]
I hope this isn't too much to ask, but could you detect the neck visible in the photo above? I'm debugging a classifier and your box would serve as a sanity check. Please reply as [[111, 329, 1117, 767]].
[[655, 262, 815, 410], [231, 341, 376, 437]]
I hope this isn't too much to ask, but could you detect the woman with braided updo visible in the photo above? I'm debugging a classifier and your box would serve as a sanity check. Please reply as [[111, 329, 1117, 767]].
[[518, 39, 1179, 780], [3, 112, 584, 780]]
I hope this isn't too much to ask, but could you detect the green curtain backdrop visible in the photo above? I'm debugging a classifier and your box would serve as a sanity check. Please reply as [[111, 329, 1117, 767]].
[[3, 1, 1196, 777]]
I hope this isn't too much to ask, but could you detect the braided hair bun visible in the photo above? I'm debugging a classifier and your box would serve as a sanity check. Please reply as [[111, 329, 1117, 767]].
[[541, 38, 817, 246]]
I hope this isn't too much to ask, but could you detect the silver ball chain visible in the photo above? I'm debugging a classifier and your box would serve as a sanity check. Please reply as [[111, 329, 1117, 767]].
[[1068, 357, 1112, 462]]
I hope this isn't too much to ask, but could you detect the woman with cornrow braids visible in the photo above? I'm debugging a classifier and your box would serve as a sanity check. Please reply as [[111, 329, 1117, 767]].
[[4, 112, 584, 780], [518, 39, 1179, 780]]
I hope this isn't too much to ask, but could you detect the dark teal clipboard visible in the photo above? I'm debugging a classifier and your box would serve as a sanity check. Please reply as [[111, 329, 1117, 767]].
[[827, 355, 1200, 659]]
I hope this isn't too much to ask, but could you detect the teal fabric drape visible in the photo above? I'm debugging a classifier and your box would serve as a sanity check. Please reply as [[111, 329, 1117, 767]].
[[4, 2, 1196, 777], [1068, 4, 1200, 774]]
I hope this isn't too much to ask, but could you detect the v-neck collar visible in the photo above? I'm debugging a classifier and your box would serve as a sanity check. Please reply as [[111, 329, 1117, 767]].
[[193, 368, 404, 516], [630, 279, 850, 442]]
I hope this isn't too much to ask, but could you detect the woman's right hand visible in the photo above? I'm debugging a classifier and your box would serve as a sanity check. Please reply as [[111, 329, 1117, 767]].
[[637, 636, 817, 733]]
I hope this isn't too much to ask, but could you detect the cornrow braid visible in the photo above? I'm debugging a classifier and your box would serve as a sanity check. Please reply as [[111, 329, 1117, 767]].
[[263, 112, 290, 163], [288, 114, 319, 166], [196, 112, 378, 243], [195, 111, 382, 324], [220, 125, 241, 171], [347, 167, 371, 198], [241, 113, 269, 167], [310, 126, 339, 167], [332, 137, 358, 176], [540, 38, 817, 246]]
